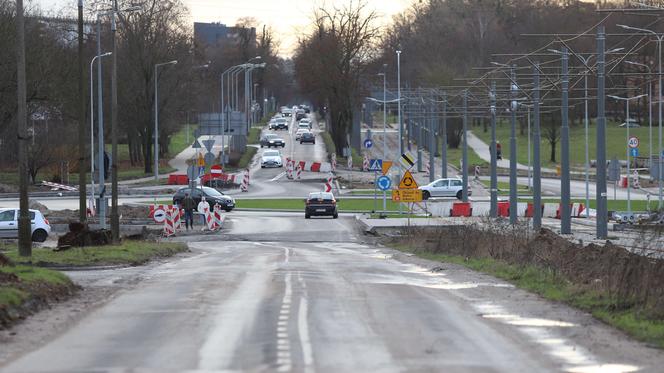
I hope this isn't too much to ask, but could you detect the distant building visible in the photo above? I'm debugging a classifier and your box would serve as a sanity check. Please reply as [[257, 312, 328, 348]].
[[194, 22, 256, 49]]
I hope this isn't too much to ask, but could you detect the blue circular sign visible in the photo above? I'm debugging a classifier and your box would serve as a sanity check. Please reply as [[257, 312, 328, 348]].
[[377, 175, 392, 191], [364, 139, 373, 149]]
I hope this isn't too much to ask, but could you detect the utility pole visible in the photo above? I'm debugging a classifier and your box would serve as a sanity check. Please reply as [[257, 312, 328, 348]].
[[462, 90, 469, 202], [596, 26, 608, 239], [441, 91, 447, 178], [110, 0, 120, 242], [429, 92, 435, 182], [561, 47, 571, 234], [533, 65, 542, 230], [16, 0, 31, 256], [490, 81, 497, 218], [78, 0, 87, 223], [509, 65, 518, 224], [97, 14, 107, 229]]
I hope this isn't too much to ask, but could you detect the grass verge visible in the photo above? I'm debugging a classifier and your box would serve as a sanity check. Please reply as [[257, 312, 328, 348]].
[[248, 127, 261, 144], [391, 238, 664, 348], [1, 264, 76, 329], [236, 198, 402, 212], [2, 241, 188, 267]]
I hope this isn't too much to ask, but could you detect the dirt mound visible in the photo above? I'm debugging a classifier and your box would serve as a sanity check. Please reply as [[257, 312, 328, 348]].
[[57, 224, 112, 249], [28, 201, 50, 215]]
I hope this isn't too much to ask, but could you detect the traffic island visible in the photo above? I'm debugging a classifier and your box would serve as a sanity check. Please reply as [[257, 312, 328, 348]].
[[383, 224, 664, 349]]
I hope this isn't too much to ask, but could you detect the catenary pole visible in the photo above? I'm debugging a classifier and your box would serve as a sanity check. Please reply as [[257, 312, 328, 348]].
[[78, 0, 87, 222], [509, 65, 518, 224], [596, 26, 608, 239], [490, 81, 497, 218], [533, 65, 542, 230], [16, 0, 31, 256], [462, 90, 469, 202], [561, 47, 571, 234]]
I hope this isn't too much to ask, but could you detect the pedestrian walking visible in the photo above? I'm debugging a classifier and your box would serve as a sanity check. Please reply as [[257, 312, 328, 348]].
[[496, 141, 502, 160], [198, 196, 210, 230], [182, 192, 196, 230]]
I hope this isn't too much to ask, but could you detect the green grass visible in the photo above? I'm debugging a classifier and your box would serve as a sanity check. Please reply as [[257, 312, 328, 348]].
[[321, 132, 337, 158], [395, 247, 664, 348], [442, 144, 486, 169], [235, 198, 402, 212], [168, 124, 198, 157], [0, 265, 73, 308], [236, 147, 258, 170], [2, 241, 188, 267], [473, 119, 657, 169], [248, 127, 261, 144]]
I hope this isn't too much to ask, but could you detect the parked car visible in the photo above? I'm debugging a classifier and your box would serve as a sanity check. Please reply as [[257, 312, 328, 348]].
[[419, 178, 471, 200], [173, 187, 235, 212], [305, 192, 338, 219], [274, 118, 289, 130], [300, 132, 315, 144], [261, 149, 283, 168], [260, 133, 286, 148], [295, 128, 310, 140], [0, 208, 51, 242]]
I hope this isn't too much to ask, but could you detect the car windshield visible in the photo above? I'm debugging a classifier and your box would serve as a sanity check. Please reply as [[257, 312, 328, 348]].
[[308, 192, 334, 201], [264, 134, 277, 139], [264, 151, 280, 157], [203, 187, 224, 197], [298, 124, 309, 128], [302, 133, 313, 138]]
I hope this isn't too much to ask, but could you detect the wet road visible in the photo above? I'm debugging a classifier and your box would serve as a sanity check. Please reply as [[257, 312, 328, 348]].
[[3, 212, 662, 372]]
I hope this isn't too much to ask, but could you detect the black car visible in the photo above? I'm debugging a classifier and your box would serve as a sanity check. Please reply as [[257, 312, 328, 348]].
[[173, 187, 235, 212], [305, 192, 338, 219], [260, 134, 286, 148], [275, 119, 289, 130], [300, 132, 315, 144]]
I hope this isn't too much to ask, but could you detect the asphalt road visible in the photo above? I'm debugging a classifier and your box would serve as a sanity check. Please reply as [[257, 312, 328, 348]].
[[3, 212, 662, 372]]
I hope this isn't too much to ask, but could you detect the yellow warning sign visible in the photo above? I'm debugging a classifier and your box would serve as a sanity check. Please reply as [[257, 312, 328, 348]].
[[399, 170, 418, 189], [392, 189, 423, 202], [197, 153, 205, 167], [382, 161, 393, 175]]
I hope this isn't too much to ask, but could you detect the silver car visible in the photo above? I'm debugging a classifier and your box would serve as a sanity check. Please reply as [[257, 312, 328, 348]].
[[0, 208, 52, 242], [261, 149, 283, 168]]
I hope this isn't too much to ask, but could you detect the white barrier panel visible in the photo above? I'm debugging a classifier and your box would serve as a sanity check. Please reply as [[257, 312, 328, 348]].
[[543, 203, 559, 218]]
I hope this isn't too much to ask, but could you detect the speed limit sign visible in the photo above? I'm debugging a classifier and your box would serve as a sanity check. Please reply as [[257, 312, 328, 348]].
[[628, 136, 640, 149]]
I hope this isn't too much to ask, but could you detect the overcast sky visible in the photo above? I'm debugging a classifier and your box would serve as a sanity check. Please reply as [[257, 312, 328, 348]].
[[32, 0, 413, 55]]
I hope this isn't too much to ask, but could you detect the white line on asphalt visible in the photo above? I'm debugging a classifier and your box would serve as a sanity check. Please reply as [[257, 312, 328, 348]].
[[276, 272, 293, 372], [271, 172, 287, 182], [297, 272, 314, 370]]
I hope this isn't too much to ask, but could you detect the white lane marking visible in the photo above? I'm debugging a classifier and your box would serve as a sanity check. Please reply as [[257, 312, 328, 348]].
[[270, 172, 287, 181], [275, 272, 293, 372], [197, 256, 271, 370], [297, 272, 314, 370]]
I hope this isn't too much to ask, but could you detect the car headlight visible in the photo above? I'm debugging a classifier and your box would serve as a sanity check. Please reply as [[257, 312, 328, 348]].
[[269, 140, 274, 143]]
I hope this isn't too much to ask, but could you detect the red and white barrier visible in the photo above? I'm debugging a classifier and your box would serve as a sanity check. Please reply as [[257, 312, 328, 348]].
[[296, 162, 304, 180], [286, 158, 294, 179], [362, 154, 369, 172], [41, 181, 78, 192], [323, 174, 334, 192], [347, 156, 352, 170], [212, 205, 225, 230], [571, 203, 585, 217], [543, 203, 559, 218], [163, 206, 182, 237], [240, 169, 249, 192], [87, 196, 96, 218]]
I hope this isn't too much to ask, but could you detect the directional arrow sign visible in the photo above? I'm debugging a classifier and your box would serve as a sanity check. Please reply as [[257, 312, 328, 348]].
[[368, 159, 382, 172], [364, 139, 373, 149], [202, 139, 216, 152]]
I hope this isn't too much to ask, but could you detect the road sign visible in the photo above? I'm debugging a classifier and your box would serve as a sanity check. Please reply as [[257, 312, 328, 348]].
[[368, 159, 383, 172], [392, 189, 423, 202], [202, 139, 215, 152], [399, 170, 418, 189], [382, 161, 393, 175], [197, 153, 205, 167], [152, 208, 167, 223], [628, 136, 639, 149], [211, 164, 222, 175], [192, 139, 202, 149], [399, 152, 416, 169], [377, 175, 392, 191], [199, 166, 205, 176], [364, 139, 373, 149], [204, 152, 216, 166], [630, 148, 639, 157], [187, 164, 199, 180]]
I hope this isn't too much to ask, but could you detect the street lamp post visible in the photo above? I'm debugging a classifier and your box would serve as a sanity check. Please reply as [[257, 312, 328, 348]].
[[397, 50, 403, 215], [220, 64, 248, 169], [619, 24, 664, 209], [89, 52, 112, 214], [609, 93, 648, 217], [378, 69, 387, 211], [154, 60, 178, 180]]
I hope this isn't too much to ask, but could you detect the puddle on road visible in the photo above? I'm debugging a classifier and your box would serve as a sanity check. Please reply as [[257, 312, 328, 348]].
[[475, 302, 640, 373]]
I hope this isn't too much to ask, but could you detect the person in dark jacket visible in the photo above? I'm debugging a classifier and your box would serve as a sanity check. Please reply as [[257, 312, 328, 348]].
[[182, 192, 196, 230]]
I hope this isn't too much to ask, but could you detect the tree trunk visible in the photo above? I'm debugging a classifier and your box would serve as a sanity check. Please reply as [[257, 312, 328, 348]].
[[550, 140, 557, 163]]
